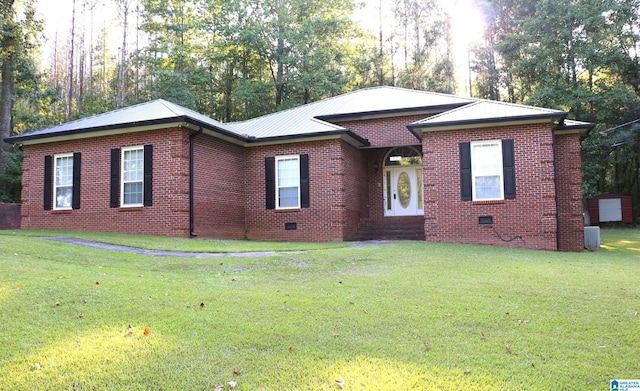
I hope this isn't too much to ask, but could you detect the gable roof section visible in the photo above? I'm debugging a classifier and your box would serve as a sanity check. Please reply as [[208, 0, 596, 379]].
[[5, 99, 242, 144], [229, 87, 474, 141], [408, 100, 568, 135]]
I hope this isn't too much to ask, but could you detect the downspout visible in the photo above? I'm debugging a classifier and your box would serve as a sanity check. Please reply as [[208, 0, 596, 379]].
[[552, 131, 561, 251], [189, 126, 203, 237]]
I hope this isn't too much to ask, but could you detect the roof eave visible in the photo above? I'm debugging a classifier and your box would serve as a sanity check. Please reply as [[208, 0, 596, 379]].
[[243, 129, 370, 148], [6, 116, 247, 145], [408, 114, 566, 132], [315, 103, 472, 122], [553, 123, 594, 136]]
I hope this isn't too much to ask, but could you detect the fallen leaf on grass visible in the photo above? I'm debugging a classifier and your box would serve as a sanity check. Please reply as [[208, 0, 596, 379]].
[[144, 328, 151, 335], [332, 333, 340, 338], [200, 302, 205, 308], [505, 344, 511, 353], [228, 380, 237, 388], [55, 301, 61, 307], [233, 370, 241, 376], [517, 319, 530, 324], [335, 380, 345, 389], [76, 313, 84, 318], [423, 341, 430, 350], [481, 332, 486, 340], [34, 363, 41, 370], [213, 386, 224, 391]]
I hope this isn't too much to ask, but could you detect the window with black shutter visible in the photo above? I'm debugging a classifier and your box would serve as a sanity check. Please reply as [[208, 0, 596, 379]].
[[265, 154, 310, 209], [460, 140, 515, 201]]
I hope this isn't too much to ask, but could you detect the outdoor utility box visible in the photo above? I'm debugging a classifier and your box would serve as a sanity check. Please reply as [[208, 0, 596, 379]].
[[587, 193, 633, 225], [584, 226, 600, 249]]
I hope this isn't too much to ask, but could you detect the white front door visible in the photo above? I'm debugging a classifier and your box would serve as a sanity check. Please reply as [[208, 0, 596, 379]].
[[384, 166, 423, 216]]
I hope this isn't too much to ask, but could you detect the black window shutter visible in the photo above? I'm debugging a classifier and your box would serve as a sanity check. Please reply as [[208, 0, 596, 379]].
[[110, 148, 120, 208], [502, 139, 516, 199], [143, 144, 153, 206], [72, 152, 81, 209], [44, 155, 52, 210], [300, 154, 310, 208], [459, 142, 472, 201], [265, 157, 275, 209]]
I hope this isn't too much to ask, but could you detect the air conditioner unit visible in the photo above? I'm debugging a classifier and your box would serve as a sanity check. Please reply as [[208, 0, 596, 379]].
[[584, 226, 600, 249]]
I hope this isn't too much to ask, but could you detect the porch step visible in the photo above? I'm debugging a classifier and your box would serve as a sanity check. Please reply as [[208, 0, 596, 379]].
[[352, 216, 425, 241]]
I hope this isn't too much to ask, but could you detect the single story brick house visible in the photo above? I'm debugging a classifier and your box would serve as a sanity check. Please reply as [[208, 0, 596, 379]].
[[4, 87, 593, 251]]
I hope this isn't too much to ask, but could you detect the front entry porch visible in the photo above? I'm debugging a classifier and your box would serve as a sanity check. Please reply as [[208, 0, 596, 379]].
[[349, 146, 425, 241]]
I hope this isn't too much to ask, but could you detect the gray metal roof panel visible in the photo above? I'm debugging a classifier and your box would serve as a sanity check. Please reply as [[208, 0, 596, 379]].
[[230, 86, 475, 138], [5, 99, 241, 143], [561, 119, 594, 128], [409, 100, 566, 129]]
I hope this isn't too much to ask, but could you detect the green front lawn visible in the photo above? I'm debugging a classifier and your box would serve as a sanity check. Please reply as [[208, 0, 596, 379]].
[[0, 228, 638, 390]]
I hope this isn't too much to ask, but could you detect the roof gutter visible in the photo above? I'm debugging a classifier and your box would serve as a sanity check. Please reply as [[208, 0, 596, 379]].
[[189, 126, 203, 238]]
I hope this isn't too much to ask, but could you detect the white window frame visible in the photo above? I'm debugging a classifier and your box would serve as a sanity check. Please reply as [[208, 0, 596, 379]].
[[121, 146, 144, 207], [471, 140, 504, 201], [53, 153, 74, 210], [276, 155, 300, 209]]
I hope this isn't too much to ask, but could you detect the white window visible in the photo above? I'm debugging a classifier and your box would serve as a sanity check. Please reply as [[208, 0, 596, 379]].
[[276, 155, 300, 209], [121, 146, 144, 206], [471, 140, 503, 201], [54, 154, 74, 209]]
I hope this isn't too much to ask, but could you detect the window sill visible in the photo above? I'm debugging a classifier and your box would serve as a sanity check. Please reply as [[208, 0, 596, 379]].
[[275, 208, 301, 213], [472, 200, 506, 205], [51, 209, 72, 214], [119, 206, 145, 212]]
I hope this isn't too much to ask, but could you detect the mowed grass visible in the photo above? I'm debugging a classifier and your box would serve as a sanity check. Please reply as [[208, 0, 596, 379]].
[[0, 228, 638, 390]]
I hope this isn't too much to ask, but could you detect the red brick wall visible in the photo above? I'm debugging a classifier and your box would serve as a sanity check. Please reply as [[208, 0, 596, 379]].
[[555, 133, 585, 251], [334, 114, 426, 147], [20, 128, 192, 237], [342, 142, 368, 239], [192, 134, 246, 239], [422, 124, 559, 251], [365, 149, 388, 219], [245, 139, 361, 241]]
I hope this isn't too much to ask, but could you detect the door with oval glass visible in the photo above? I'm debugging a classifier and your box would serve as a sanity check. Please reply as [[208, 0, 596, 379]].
[[385, 166, 423, 216]]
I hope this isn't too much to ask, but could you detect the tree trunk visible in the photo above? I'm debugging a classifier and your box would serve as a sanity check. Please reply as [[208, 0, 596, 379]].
[[275, 30, 285, 107], [67, 0, 76, 121], [0, 0, 16, 175]]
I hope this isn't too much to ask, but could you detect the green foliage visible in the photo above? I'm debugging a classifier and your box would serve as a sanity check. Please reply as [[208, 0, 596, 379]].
[[0, 229, 639, 389], [473, 0, 640, 220], [0, 146, 21, 202]]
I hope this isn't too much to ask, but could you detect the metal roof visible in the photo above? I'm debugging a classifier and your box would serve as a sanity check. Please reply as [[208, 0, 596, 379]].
[[5, 99, 241, 143], [557, 119, 595, 134], [229, 87, 474, 139], [409, 100, 567, 131], [5, 87, 593, 146]]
